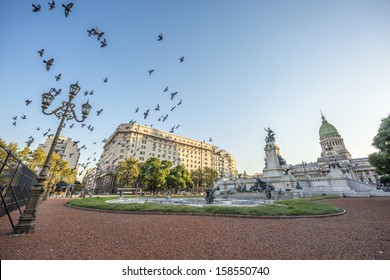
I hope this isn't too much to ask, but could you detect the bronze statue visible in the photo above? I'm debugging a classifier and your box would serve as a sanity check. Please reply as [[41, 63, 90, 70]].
[[205, 188, 216, 204], [264, 127, 275, 142]]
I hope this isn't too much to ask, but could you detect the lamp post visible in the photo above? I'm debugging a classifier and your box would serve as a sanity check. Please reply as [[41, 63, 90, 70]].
[[13, 82, 91, 234]]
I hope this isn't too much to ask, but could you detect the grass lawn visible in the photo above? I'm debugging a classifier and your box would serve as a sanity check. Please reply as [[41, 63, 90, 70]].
[[66, 196, 343, 217]]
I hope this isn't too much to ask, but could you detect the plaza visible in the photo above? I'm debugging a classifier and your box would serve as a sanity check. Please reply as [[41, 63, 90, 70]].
[[1, 197, 389, 260]]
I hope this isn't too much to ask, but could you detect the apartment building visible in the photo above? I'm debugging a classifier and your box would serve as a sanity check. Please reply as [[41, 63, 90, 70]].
[[95, 123, 237, 193], [39, 136, 80, 170]]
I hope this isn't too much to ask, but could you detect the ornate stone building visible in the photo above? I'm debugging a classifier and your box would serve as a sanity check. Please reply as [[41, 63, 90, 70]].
[[290, 114, 378, 184]]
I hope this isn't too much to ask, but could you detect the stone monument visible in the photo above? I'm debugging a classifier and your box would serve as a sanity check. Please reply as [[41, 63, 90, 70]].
[[261, 127, 295, 190]]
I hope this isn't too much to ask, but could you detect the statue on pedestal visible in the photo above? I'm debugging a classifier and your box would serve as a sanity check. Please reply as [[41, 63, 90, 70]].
[[264, 127, 275, 142]]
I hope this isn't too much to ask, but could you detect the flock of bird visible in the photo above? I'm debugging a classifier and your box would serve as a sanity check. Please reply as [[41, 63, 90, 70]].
[[8, 3, 214, 177], [9, 3, 108, 175], [87, 26, 108, 48], [127, 33, 187, 135], [32, 2, 74, 16]]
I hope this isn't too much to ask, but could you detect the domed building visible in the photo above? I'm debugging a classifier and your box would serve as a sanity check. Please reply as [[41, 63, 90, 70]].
[[213, 113, 384, 197], [319, 113, 351, 160], [289, 113, 378, 185]]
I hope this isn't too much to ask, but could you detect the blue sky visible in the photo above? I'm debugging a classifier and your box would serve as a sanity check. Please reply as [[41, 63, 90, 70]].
[[1, 0, 390, 176]]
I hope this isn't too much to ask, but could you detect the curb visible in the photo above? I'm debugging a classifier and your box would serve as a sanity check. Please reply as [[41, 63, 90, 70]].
[[64, 204, 347, 219]]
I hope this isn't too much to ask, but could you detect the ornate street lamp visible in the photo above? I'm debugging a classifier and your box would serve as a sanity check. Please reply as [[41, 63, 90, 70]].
[[13, 82, 92, 234]]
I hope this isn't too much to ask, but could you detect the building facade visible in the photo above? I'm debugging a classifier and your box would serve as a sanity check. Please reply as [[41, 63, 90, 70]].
[[39, 136, 80, 170], [82, 167, 97, 193], [95, 123, 237, 193], [290, 114, 378, 184]]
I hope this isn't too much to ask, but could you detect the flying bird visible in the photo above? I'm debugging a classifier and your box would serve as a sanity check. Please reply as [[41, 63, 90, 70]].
[[43, 58, 54, 71], [53, 88, 61, 96], [96, 30, 105, 41], [21, 115, 26, 120], [36, 127, 40, 131], [209, 137, 212, 142], [135, 107, 139, 113], [103, 77, 108, 83], [89, 90, 94, 95], [163, 86, 169, 92], [170, 127, 175, 133], [179, 56, 184, 63], [170, 91, 178, 100], [25, 99, 32, 106], [12, 121, 16, 126], [148, 69, 154, 76], [175, 124, 180, 129], [62, 2, 74, 17], [87, 28, 96, 36], [84, 90, 88, 96], [157, 33, 164, 41], [97, 109, 103, 116], [154, 104, 160, 111], [92, 27, 104, 40], [177, 99, 182, 106], [55, 73, 61, 81], [143, 109, 149, 119], [100, 39, 107, 48], [69, 124, 74, 129], [12, 116, 17, 120], [48, 1, 55, 10], [38, 49, 44, 57], [32, 4, 41, 12], [162, 114, 168, 122], [170, 106, 176, 112]]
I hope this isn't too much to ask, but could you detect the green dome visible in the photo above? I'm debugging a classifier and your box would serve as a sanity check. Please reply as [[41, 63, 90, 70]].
[[319, 114, 340, 140]]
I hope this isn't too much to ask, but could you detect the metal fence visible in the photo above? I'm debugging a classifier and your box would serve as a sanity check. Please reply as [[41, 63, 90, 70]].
[[0, 146, 37, 229]]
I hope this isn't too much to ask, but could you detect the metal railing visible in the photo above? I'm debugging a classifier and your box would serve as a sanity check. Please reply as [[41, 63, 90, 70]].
[[0, 146, 37, 229]]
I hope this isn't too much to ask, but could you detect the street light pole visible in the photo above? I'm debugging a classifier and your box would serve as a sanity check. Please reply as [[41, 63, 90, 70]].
[[13, 82, 91, 234]]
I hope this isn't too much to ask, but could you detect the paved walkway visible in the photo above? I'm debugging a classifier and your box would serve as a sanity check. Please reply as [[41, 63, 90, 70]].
[[1, 197, 389, 259]]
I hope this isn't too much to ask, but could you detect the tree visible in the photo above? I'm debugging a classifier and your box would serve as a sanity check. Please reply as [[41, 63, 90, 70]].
[[43, 153, 77, 199], [372, 113, 390, 153], [203, 167, 219, 188], [27, 147, 46, 171], [166, 164, 193, 193], [190, 168, 203, 193], [115, 157, 140, 188], [368, 113, 390, 178], [6, 142, 19, 153], [190, 167, 218, 192], [139, 157, 170, 194], [0, 138, 9, 161], [17, 146, 32, 164]]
